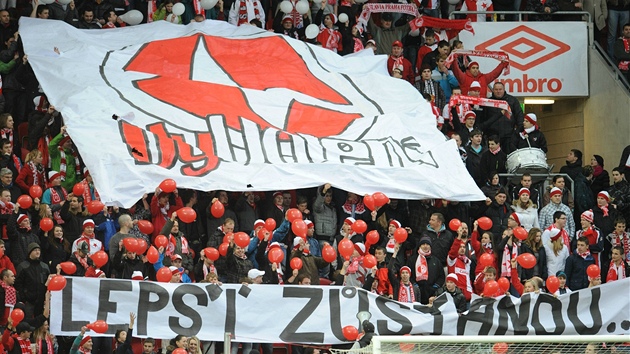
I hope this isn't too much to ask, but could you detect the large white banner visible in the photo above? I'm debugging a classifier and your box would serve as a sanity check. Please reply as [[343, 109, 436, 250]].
[[18, 18, 484, 207], [459, 22, 588, 97], [50, 278, 630, 342]]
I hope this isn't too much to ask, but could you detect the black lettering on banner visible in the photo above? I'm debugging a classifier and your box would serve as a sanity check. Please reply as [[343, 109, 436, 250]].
[[567, 288, 602, 334], [496, 294, 530, 335], [225, 289, 236, 335], [169, 285, 208, 335], [205, 284, 223, 301], [61, 278, 88, 331], [457, 297, 495, 335], [357, 289, 369, 329], [279, 287, 324, 343], [328, 289, 345, 340], [374, 296, 412, 335], [531, 293, 565, 335], [137, 282, 170, 336], [412, 294, 444, 335], [96, 279, 133, 335]]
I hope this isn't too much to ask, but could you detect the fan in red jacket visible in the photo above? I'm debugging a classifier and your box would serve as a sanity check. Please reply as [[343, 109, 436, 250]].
[[387, 41, 414, 85], [447, 224, 473, 301], [452, 59, 508, 97]]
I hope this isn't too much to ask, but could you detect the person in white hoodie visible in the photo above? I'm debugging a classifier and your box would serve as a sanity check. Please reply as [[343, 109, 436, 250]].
[[511, 188, 540, 231], [542, 227, 569, 278]]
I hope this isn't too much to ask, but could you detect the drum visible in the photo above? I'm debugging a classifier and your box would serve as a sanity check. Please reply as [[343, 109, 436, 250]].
[[506, 148, 549, 183]]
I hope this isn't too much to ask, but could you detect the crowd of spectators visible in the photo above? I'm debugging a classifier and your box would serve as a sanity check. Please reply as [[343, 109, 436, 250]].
[[0, 0, 625, 353]]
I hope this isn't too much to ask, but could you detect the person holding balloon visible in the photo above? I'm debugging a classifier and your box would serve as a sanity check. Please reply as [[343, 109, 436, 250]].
[[66, 241, 94, 277], [289, 237, 328, 285], [69, 326, 93, 354], [446, 223, 473, 301], [71, 220, 103, 257], [430, 273, 467, 313], [159, 211, 193, 275], [15, 149, 46, 195], [470, 218, 496, 277], [564, 236, 596, 290], [8, 210, 40, 266], [153, 0, 183, 23], [150, 184, 183, 241], [496, 214, 522, 282], [111, 242, 146, 280], [2, 320, 35, 354], [224, 237, 254, 284], [14, 243, 50, 318]]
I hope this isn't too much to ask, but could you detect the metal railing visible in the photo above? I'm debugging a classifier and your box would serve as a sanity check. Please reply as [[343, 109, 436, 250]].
[[449, 10, 591, 23], [591, 40, 630, 94], [498, 173, 575, 203]]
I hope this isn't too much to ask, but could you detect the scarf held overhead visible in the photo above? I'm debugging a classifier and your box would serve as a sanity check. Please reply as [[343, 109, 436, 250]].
[[356, 3, 419, 32], [446, 50, 510, 75], [409, 16, 475, 34]]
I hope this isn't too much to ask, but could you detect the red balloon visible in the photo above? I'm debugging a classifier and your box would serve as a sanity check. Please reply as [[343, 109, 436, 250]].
[[393, 227, 408, 244], [137, 220, 154, 235], [60, 261, 77, 275], [47, 275, 67, 291], [90, 251, 109, 268], [365, 230, 379, 246], [234, 232, 250, 248], [497, 277, 510, 293], [156, 267, 172, 282], [257, 228, 269, 241], [222, 232, 233, 244], [123, 238, 139, 253], [172, 349, 187, 354], [484, 280, 499, 297], [291, 220, 307, 238], [322, 245, 336, 263], [338, 239, 354, 260], [159, 179, 177, 193], [264, 218, 276, 232], [587, 264, 600, 278], [211, 201, 225, 218], [136, 239, 148, 254], [513, 227, 528, 241], [363, 195, 375, 211], [372, 192, 389, 208], [39, 218, 54, 232], [516, 253, 536, 269], [87, 320, 108, 334], [204, 247, 220, 261], [154, 235, 168, 248], [287, 208, 303, 223], [352, 220, 367, 234], [290, 257, 303, 270], [178, 207, 197, 223], [342, 325, 359, 341], [72, 183, 85, 196], [477, 217, 493, 230], [146, 246, 159, 263], [449, 218, 462, 232], [87, 200, 104, 214], [363, 254, 376, 269], [29, 185, 43, 199], [546, 275, 560, 293], [9, 309, 24, 325], [479, 253, 494, 268], [219, 243, 229, 257], [493, 343, 509, 354], [17, 195, 32, 209], [268, 247, 284, 264]]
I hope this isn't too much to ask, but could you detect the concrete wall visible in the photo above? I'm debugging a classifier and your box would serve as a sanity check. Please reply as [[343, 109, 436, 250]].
[[524, 48, 630, 173]]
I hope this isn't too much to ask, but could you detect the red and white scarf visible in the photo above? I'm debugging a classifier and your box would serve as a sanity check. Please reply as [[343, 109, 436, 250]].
[[148, 0, 157, 22], [415, 249, 430, 281], [341, 201, 366, 216], [288, 0, 304, 28], [607, 260, 626, 282], [37, 336, 54, 354], [618, 39, 630, 71], [599, 204, 609, 217], [1, 128, 12, 148], [237, 0, 261, 26], [501, 241, 519, 278], [409, 15, 474, 35], [192, 0, 204, 15], [519, 125, 537, 139], [398, 282, 415, 303], [49, 186, 67, 224], [202, 263, 217, 279], [386, 235, 396, 253], [609, 231, 630, 263], [58, 141, 81, 182], [347, 256, 364, 274], [490, 146, 502, 155], [317, 28, 342, 53], [38, 134, 51, 169], [446, 50, 510, 75], [390, 55, 404, 72], [356, 3, 419, 32], [275, 262, 284, 284], [0, 280, 15, 306], [17, 337, 31, 354], [353, 38, 364, 53], [167, 234, 189, 256], [448, 94, 512, 117], [74, 251, 89, 269], [79, 179, 101, 204], [27, 161, 46, 187]]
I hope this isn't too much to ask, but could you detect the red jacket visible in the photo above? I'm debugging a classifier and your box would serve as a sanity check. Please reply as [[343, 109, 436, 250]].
[[452, 60, 508, 96], [15, 162, 46, 194], [387, 56, 415, 85], [470, 230, 497, 276], [150, 195, 183, 240]]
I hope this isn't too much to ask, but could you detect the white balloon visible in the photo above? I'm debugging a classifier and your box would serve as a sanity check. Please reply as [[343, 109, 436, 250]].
[[279, 0, 293, 14], [295, 0, 309, 14], [120, 10, 143, 25], [338, 13, 348, 23], [39, 0, 53, 5], [57, 0, 71, 5], [200, 0, 218, 9], [166, 13, 177, 22], [305, 23, 319, 39], [172, 3, 185, 15]]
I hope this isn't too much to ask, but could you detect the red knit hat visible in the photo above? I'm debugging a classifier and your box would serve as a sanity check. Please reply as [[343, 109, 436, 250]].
[[80, 336, 92, 348], [83, 219, 95, 229], [463, 111, 476, 120], [400, 266, 411, 274], [549, 228, 562, 242], [510, 213, 521, 226], [597, 191, 610, 203], [518, 188, 530, 197], [326, 13, 337, 24], [524, 113, 538, 126], [304, 220, 314, 229], [254, 219, 265, 229], [581, 210, 594, 223], [389, 219, 401, 228], [468, 61, 479, 69], [344, 217, 355, 226], [354, 242, 366, 256], [550, 187, 562, 198], [17, 214, 29, 224]]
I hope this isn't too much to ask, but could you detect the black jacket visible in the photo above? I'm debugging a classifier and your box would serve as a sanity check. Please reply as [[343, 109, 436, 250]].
[[15, 258, 50, 309], [510, 129, 548, 153]]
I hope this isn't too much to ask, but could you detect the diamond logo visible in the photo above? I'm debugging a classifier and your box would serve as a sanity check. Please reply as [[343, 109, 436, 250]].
[[475, 25, 571, 71]]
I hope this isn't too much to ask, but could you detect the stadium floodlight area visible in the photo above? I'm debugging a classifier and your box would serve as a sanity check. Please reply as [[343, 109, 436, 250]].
[[331, 335, 630, 354]]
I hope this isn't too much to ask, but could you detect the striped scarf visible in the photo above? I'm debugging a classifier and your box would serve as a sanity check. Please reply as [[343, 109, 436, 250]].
[[237, 0, 260, 26], [0, 280, 15, 306], [1, 128, 12, 148], [398, 282, 415, 303], [37, 336, 54, 354], [58, 143, 81, 182], [17, 337, 31, 354]]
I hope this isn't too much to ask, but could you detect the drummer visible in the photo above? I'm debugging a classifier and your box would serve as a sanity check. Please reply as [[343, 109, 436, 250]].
[[510, 113, 548, 153]]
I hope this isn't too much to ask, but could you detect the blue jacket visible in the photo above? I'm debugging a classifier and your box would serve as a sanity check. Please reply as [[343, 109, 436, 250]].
[[564, 251, 595, 291], [247, 220, 290, 268]]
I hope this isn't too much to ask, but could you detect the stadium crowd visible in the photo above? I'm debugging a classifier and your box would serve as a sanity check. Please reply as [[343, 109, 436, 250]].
[[0, 0, 626, 353]]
